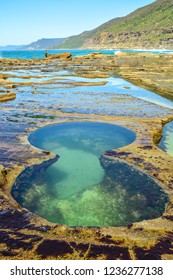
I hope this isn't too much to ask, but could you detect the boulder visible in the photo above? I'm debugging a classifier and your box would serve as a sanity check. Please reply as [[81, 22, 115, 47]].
[[46, 52, 72, 60], [84, 52, 103, 60]]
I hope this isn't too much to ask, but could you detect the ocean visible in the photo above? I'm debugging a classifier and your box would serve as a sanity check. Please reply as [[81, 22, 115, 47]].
[[0, 49, 173, 59]]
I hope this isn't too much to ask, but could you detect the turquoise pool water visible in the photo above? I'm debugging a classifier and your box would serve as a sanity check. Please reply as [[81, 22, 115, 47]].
[[11, 122, 168, 227]]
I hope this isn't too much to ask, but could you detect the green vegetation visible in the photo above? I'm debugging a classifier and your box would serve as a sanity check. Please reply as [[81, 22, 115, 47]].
[[28, 122, 37, 125], [6, 118, 19, 123], [24, 114, 56, 119], [12, 113, 56, 119], [56, 0, 173, 49]]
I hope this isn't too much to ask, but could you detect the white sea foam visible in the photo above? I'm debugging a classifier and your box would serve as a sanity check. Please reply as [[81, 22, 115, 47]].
[[114, 50, 122, 55], [135, 48, 173, 54]]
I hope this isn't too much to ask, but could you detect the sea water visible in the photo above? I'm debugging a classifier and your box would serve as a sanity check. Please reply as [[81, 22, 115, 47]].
[[11, 122, 168, 227], [0, 49, 173, 60], [0, 49, 114, 59]]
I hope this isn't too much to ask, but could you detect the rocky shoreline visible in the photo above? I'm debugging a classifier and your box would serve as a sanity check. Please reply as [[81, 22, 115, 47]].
[[115, 52, 173, 101], [0, 52, 173, 260]]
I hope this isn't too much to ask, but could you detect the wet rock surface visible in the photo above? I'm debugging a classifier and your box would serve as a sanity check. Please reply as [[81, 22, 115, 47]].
[[0, 53, 173, 259]]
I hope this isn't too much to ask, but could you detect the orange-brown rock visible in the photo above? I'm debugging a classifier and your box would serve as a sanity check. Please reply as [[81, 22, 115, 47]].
[[0, 91, 16, 102], [46, 52, 72, 60]]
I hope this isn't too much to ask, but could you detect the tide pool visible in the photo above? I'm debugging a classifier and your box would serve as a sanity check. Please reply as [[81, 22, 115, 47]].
[[11, 122, 168, 227]]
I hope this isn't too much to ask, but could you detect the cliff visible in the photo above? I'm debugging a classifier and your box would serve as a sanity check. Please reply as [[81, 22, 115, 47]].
[[57, 0, 173, 49]]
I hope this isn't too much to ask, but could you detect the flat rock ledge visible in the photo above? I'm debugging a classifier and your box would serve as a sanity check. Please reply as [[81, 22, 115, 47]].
[[0, 91, 16, 103]]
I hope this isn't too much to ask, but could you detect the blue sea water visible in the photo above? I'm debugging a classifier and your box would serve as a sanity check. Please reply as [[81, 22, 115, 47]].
[[0, 49, 173, 59], [0, 49, 114, 59]]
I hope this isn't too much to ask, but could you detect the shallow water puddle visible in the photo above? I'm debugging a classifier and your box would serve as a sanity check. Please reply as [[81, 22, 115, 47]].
[[158, 120, 173, 156], [12, 122, 168, 227]]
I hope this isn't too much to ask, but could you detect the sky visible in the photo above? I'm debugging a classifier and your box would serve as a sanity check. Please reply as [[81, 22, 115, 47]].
[[0, 0, 155, 46]]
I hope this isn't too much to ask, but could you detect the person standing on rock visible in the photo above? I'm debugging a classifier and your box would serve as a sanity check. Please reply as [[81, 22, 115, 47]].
[[44, 50, 48, 58]]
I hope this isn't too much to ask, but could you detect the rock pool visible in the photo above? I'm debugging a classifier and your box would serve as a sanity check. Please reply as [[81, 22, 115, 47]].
[[11, 122, 168, 227]]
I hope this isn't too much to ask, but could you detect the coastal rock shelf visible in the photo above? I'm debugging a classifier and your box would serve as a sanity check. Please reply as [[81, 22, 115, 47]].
[[0, 51, 173, 260], [11, 122, 168, 227]]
